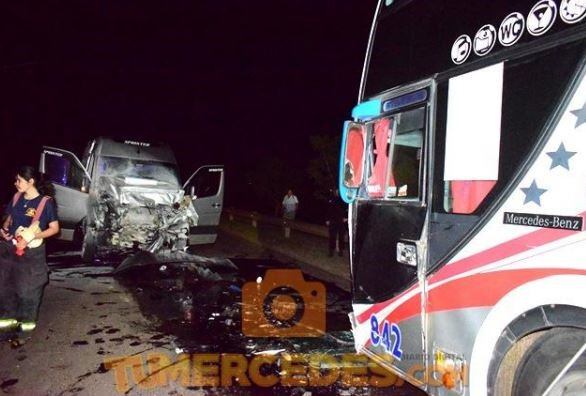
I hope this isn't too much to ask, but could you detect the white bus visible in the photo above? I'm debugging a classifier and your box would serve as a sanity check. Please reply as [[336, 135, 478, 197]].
[[339, 0, 586, 394]]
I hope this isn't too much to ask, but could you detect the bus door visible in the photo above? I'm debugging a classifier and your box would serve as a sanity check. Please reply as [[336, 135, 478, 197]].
[[341, 87, 431, 384]]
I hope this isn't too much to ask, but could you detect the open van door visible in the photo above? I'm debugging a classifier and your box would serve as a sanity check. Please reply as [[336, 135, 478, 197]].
[[40, 147, 91, 242], [183, 165, 224, 244]]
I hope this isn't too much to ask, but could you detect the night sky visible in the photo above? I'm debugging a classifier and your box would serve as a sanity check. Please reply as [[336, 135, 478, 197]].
[[0, 1, 377, 217]]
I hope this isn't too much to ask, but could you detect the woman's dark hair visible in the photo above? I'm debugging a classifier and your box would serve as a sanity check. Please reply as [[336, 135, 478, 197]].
[[17, 166, 56, 198]]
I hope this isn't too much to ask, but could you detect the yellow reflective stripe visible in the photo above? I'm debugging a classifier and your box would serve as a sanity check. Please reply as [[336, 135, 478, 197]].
[[20, 322, 36, 331], [0, 319, 18, 328]]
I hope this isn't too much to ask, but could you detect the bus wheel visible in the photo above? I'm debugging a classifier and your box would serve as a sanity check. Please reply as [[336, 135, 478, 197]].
[[494, 331, 545, 395], [512, 328, 586, 395]]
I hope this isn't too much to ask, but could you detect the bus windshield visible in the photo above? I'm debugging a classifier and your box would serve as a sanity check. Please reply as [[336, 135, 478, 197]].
[[365, 0, 446, 97]]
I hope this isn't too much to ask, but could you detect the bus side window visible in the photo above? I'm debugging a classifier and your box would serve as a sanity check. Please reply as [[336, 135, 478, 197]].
[[367, 118, 393, 198], [445, 180, 497, 214], [442, 63, 503, 214], [435, 42, 585, 215], [363, 108, 425, 201], [390, 108, 425, 199]]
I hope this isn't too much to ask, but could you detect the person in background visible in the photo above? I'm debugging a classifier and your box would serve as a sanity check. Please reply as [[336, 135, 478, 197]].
[[281, 189, 299, 238], [282, 189, 299, 221], [326, 189, 347, 257], [0, 166, 59, 337]]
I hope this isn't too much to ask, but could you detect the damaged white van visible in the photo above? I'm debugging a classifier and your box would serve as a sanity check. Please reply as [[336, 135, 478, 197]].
[[39, 137, 224, 261]]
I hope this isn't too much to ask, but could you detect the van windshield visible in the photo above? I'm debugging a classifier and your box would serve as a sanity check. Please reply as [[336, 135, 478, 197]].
[[97, 156, 180, 186]]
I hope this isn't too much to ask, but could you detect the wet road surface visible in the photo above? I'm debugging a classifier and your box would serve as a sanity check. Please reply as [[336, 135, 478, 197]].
[[0, 233, 425, 395]]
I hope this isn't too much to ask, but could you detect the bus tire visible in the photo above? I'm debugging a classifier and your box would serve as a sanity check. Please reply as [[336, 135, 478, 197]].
[[494, 331, 545, 396], [512, 328, 586, 395]]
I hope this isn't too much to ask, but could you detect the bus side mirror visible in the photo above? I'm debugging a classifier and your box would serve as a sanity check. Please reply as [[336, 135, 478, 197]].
[[339, 121, 366, 203]]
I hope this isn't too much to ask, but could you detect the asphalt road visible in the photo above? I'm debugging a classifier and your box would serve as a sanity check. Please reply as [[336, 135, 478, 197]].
[[0, 231, 424, 395]]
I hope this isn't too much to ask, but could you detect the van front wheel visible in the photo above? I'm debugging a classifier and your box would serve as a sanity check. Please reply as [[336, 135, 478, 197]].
[[81, 231, 97, 262]]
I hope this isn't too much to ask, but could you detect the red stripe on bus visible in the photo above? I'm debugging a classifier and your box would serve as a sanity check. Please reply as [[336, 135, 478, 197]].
[[429, 222, 582, 285], [361, 269, 586, 350], [355, 284, 419, 324], [384, 268, 586, 325], [356, 212, 585, 325]]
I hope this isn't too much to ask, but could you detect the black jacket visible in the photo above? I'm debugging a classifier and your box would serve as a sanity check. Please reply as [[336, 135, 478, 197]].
[[326, 197, 346, 224]]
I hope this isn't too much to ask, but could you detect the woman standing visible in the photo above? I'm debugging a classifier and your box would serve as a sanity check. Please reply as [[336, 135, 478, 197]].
[[0, 166, 59, 334]]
